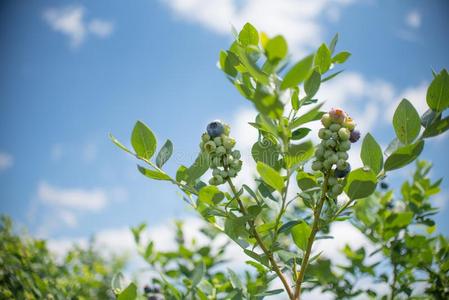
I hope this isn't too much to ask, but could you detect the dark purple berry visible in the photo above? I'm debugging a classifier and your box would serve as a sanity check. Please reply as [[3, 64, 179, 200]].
[[144, 285, 151, 294], [207, 120, 224, 138], [334, 164, 351, 178], [380, 182, 389, 189], [349, 130, 360, 143]]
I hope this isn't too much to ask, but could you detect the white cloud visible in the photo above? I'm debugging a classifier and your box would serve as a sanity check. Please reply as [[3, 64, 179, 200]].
[[43, 5, 114, 48], [59, 210, 78, 227], [161, 0, 357, 55], [405, 10, 421, 29], [0, 152, 14, 171], [38, 181, 108, 211], [88, 19, 114, 38]]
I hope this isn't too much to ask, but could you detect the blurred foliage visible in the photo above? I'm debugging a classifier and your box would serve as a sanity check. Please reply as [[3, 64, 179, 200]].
[[0, 216, 126, 299]]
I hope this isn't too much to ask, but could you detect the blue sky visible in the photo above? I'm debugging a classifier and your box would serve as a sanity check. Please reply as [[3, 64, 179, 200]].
[[0, 0, 448, 253]]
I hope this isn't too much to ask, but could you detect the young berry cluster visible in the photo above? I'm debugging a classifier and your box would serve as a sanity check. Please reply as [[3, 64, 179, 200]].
[[311, 108, 361, 197], [200, 120, 242, 186]]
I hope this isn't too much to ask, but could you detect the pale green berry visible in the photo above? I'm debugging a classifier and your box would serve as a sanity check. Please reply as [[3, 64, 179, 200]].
[[328, 154, 338, 164], [321, 113, 332, 128], [212, 156, 221, 167], [231, 150, 241, 159], [216, 146, 226, 155], [326, 139, 337, 148], [214, 137, 222, 146], [201, 133, 211, 142], [231, 160, 242, 170], [323, 160, 333, 170], [223, 124, 231, 135], [339, 140, 351, 151], [344, 117, 356, 131], [220, 170, 228, 178], [338, 128, 350, 141], [214, 174, 223, 181], [223, 137, 236, 149], [329, 123, 341, 132], [228, 169, 236, 177], [315, 147, 324, 158], [318, 128, 330, 139], [204, 141, 216, 153], [336, 160, 348, 170], [337, 151, 349, 160], [324, 150, 334, 158], [331, 132, 339, 140], [209, 177, 218, 185], [212, 169, 220, 176], [328, 176, 337, 186], [311, 161, 322, 171], [331, 183, 343, 195]]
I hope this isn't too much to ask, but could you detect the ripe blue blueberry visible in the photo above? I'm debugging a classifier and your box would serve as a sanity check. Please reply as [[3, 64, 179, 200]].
[[349, 130, 361, 143], [207, 120, 225, 138], [334, 164, 351, 178], [380, 182, 389, 189]]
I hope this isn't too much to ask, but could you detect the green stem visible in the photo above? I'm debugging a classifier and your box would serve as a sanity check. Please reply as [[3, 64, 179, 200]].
[[294, 174, 329, 300], [227, 178, 295, 300]]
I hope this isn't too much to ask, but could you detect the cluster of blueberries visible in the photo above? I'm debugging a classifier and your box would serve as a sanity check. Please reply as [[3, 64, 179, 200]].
[[143, 285, 161, 300], [200, 120, 243, 185], [311, 108, 360, 197]]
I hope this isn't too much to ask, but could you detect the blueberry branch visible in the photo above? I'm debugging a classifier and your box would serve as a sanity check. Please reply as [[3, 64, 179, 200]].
[[294, 173, 330, 300], [226, 177, 295, 300]]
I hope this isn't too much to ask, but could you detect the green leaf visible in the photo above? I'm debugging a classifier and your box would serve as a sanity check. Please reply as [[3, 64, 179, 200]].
[[296, 171, 317, 191], [251, 140, 280, 169], [228, 268, 244, 290], [291, 87, 300, 110], [109, 133, 134, 155], [156, 139, 173, 168], [131, 121, 157, 160], [186, 152, 210, 183], [219, 50, 239, 77], [387, 212, 414, 228], [426, 69, 449, 112], [278, 220, 302, 234], [360, 133, 383, 174], [111, 272, 126, 294], [304, 69, 321, 98], [422, 116, 449, 138], [384, 140, 425, 171], [234, 46, 269, 85], [238, 23, 259, 47], [117, 283, 137, 300], [198, 186, 224, 205], [328, 33, 339, 54], [290, 103, 324, 129], [256, 162, 284, 193], [291, 221, 311, 251], [344, 168, 377, 200], [285, 141, 314, 168], [321, 70, 344, 82], [191, 261, 205, 287], [265, 35, 288, 61], [244, 249, 269, 266], [392, 99, 421, 144], [224, 216, 248, 240], [137, 165, 171, 181], [281, 54, 314, 90], [314, 43, 331, 74], [332, 51, 351, 64], [292, 128, 311, 140], [256, 289, 285, 297]]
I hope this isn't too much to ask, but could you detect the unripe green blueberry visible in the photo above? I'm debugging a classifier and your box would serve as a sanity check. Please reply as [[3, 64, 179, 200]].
[[329, 123, 341, 132], [318, 128, 327, 139], [213, 137, 222, 146], [312, 160, 322, 171], [228, 169, 236, 177], [201, 133, 211, 142], [223, 137, 236, 150], [321, 113, 332, 128], [344, 117, 356, 131], [216, 146, 226, 155], [209, 177, 218, 185], [318, 128, 332, 140], [324, 150, 334, 158], [315, 147, 325, 159], [326, 139, 337, 148], [220, 170, 228, 178], [204, 141, 216, 153], [339, 140, 351, 151], [331, 132, 339, 140], [231, 160, 242, 171], [336, 160, 349, 170], [331, 183, 343, 195], [214, 174, 223, 182], [212, 156, 221, 167], [223, 124, 231, 135], [328, 176, 338, 186], [231, 150, 241, 159], [337, 151, 349, 160], [338, 128, 350, 141], [328, 154, 338, 164], [323, 159, 333, 170], [212, 169, 220, 176]]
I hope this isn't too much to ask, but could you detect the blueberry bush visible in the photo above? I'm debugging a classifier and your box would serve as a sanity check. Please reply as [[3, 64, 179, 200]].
[[111, 23, 449, 299]]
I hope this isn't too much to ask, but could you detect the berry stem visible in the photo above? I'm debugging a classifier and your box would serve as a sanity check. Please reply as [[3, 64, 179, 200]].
[[226, 178, 295, 300], [294, 173, 330, 300]]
